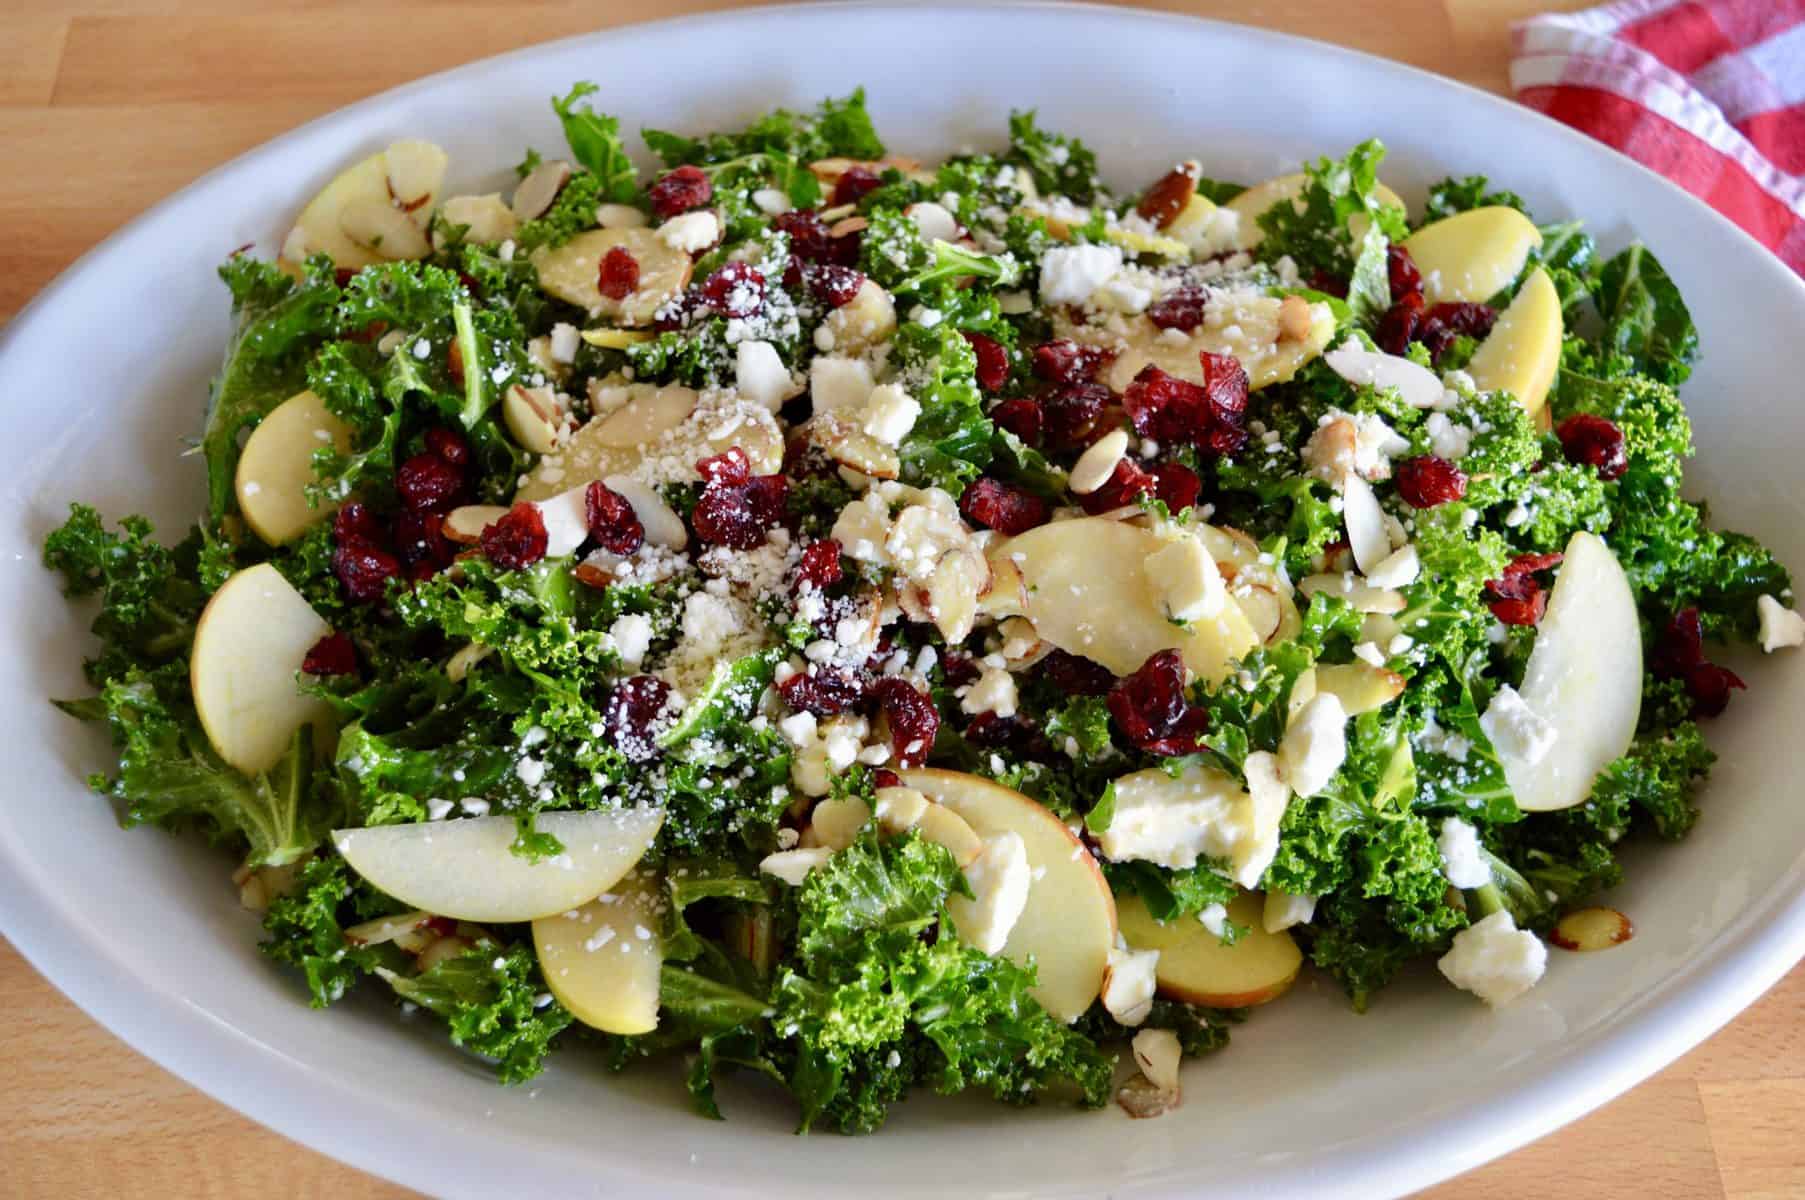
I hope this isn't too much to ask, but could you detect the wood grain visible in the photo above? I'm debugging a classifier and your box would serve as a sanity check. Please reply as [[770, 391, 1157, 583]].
[[2, 2, 1800, 1197]]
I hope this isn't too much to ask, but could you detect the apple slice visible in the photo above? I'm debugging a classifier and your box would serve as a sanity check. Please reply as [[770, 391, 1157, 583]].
[[1225, 172, 1406, 251], [985, 518, 1257, 682], [532, 872, 663, 1034], [1467, 267, 1563, 420], [191, 564, 335, 774], [1501, 531, 1642, 812], [1401, 206, 1543, 304], [333, 808, 663, 922], [514, 384, 783, 504], [1312, 661, 1405, 715], [286, 141, 448, 270], [1116, 890, 1302, 1007], [532, 228, 694, 325], [234, 390, 353, 545], [900, 769, 1115, 1022]]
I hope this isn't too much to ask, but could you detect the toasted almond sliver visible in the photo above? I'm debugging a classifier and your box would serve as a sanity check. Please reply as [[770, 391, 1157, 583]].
[[1069, 429, 1130, 495], [828, 215, 869, 238], [444, 504, 509, 544], [925, 546, 988, 644], [1550, 906, 1634, 952], [1116, 1075, 1181, 1120], [511, 159, 572, 222]]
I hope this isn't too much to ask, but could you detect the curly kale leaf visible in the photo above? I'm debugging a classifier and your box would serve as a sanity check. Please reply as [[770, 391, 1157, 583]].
[[643, 89, 883, 170], [889, 319, 995, 493], [44, 506, 208, 687], [73, 664, 339, 867], [549, 82, 638, 203], [205, 255, 343, 518], [261, 854, 395, 1006], [1255, 140, 1408, 324], [770, 833, 1112, 1133], [1420, 175, 1528, 223], [383, 943, 573, 1084], [1003, 109, 1103, 205]]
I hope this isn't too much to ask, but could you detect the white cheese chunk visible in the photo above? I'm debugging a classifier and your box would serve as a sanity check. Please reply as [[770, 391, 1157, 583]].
[[1039, 243, 1124, 306], [1437, 909, 1547, 1007], [1757, 594, 1805, 652], [1278, 693, 1348, 798], [1480, 685, 1558, 769], [959, 666, 1019, 718], [1102, 942, 1160, 1026], [656, 209, 721, 253], [1098, 755, 1288, 888], [954, 831, 1031, 955], [808, 356, 875, 414], [606, 613, 654, 667], [1144, 533, 1226, 622], [862, 383, 921, 446], [735, 340, 795, 412], [907, 201, 960, 244], [547, 322, 581, 365], [1437, 818, 1492, 889], [1197, 902, 1229, 939]]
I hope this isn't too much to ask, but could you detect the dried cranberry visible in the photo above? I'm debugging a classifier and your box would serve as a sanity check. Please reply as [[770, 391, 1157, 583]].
[[1387, 244, 1423, 301], [795, 539, 844, 589], [1556, 414, 1629, 481], [962, 332, 1010, 391], [801, 263, 864, 308], [1147, 286, 1208, 332], [480, 502, 549, 570], [1040, 381, 1110, 448], [424, 426, 469, 467], [693, 468, 788, 550], [1652, 607, 1707, 678], [395, 452, 462, 513], [1484, 552, 1563, 626], [960, 477, 1049, 535], [871, 678, 940, 767], [1122, 364, 1206, 442], [334, 267, 359, 288], [1306, 268, 1349, 298], [584, 482, 645, 556], [301, 632, 358, 677], [1039, 649, 1116, 697], [1151, 461, 1202, 513], [603, 675, 674, 762], [334, 501, 384, 546], [940, 652, 980, 688], [772, 210, 859, 266], [697, 447, 752, 487], [831, 165, 883, 207], [1079, 457, 1158, 514], [647, 165, 712, 219], [1199, 351, 1249, 425], [965, 711, 1045, 754], [1417, 302, 1497, 360], [598, 246, 640, 301], [1031, 339, 1110, 384], [990, 396, 1044, 443], [1107, 650, 1209, 756], [872, 768, 903, 789], [1394, 455, 1468, 508], [1376, 290, 1425, 356], [699, 261, 765, 318], [779, 667, 867, 717], [1686, 663, 1746, 718], [392, 509, 450, 569], [332, 541, 400, 603]]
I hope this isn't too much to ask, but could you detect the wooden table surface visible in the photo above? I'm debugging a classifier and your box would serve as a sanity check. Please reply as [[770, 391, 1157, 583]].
[[4, 1, 1802, 1196]]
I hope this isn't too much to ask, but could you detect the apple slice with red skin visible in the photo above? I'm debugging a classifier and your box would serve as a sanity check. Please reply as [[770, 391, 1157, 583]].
[[1115, 890, 1302, 1008]]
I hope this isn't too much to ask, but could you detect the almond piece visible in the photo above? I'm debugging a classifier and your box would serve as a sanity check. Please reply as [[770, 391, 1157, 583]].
[[512, 159, 572, 222], [1277, 294, 1313, 342], [1550, 906, 1634, 952], [1136, 163, 1199, 229], [443, 505, 509, 544], [503, 384, 570, 454]]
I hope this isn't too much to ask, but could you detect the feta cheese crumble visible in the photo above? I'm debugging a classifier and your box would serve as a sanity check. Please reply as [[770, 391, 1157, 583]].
[[1437, 910, 1547, 1007]]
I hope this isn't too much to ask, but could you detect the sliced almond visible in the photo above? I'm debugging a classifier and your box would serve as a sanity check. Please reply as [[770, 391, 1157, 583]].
[[1550, 906, 1634, 952], [345, 910, 437, 952], [808, 795, 873, 851], [415, 934, 474, 972], [1131, 1027, 1183, 1093], [828, 215, 869, 239], [926, 546, 988, 643], [822, 278, 897, 353], [580, 327, 655, 349], [873, 786, 932, 833], [808, 411, 901, 480], [1117, 1075, 1181, 1120], [512, 159, 572, 222], [443, 505, 509, 544], [1299, 573, 1408, 614], [504, 384, 570, 454], [590, 383, 699, 448], [339, 196, 431, 260], [1069, 429, 1130, 495], [1341, 473, 1391, 575], [1233, 580, 1285, 643], [383, 139, 448, 221]]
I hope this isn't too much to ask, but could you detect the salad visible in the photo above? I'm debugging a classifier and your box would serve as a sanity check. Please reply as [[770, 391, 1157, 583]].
[[44, 84, 1805, 1130]]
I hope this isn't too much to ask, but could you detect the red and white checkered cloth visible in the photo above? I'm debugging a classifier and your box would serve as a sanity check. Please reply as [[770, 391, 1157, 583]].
[[1511, 0, 1805, 275]]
